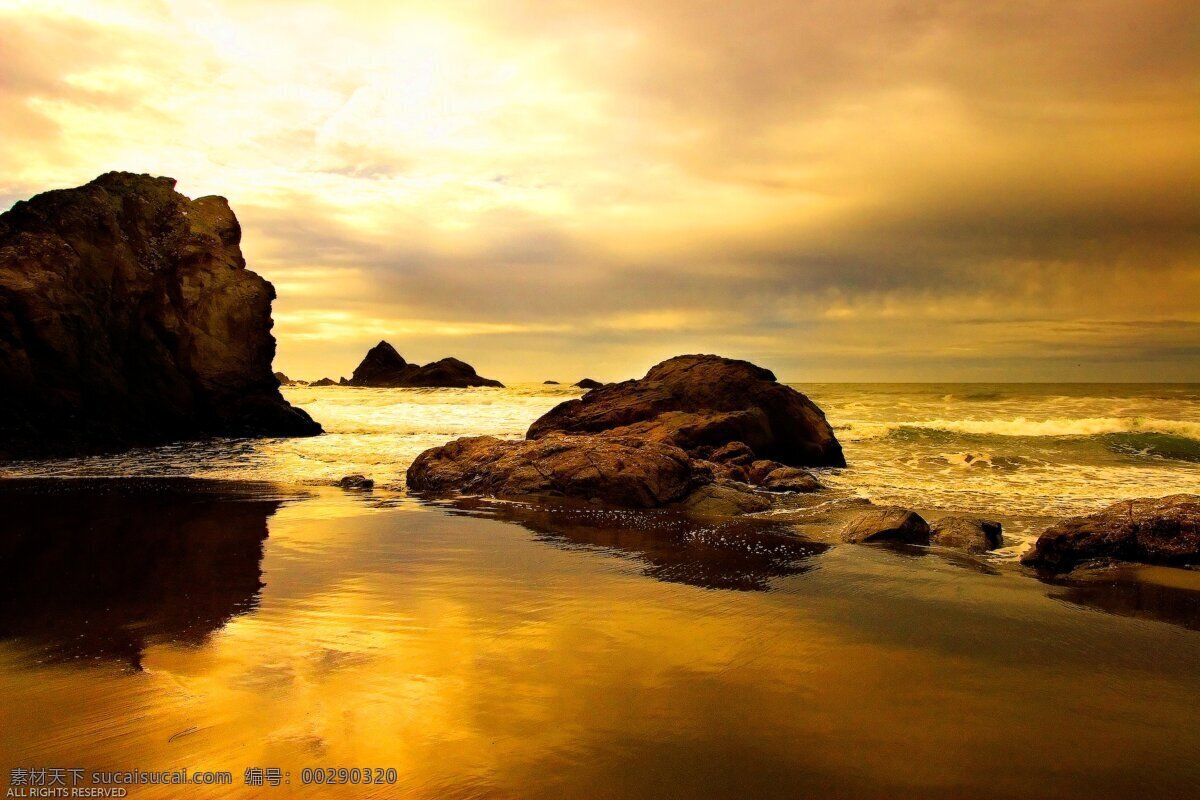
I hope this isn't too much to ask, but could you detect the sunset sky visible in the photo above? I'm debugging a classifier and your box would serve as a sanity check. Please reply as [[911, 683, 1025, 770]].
[[3, 0, 1198, 382]]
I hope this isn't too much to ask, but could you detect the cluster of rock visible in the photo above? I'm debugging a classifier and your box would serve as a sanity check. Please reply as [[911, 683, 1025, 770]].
[[344, 341, 502, 388], [0, 172, 321, 458], [408, 354, 843, 515]]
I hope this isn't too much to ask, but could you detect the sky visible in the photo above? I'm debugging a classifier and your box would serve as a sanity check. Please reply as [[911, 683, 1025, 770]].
[[2, 0, 1198, 383]]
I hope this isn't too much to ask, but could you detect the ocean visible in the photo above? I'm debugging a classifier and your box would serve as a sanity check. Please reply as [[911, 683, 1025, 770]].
[[2, 383, 1200, 798], [6, 382, 1198, 554]]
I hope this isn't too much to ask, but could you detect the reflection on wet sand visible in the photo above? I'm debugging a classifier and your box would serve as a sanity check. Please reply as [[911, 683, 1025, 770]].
[[436, 497, 830, 591], [1043, 564, 1200, 631], [0, 479, 295, 668]]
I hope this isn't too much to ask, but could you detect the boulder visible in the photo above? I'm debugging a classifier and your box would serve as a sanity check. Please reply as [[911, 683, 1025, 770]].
[[840, 507, 931, 544], [407, 434, 708, 509], [574, 378, 604, 389], [529, 354, 844, 467], [0, 172, 321, 458], [347, 341, 503, 388], [1022, 495, 1200, 572], [675, 482, 772, 517], [747, 460, 785, 485], [336, 474, 374, 490], [760, 467, 822, 493], [930, 517, 1003, 553]]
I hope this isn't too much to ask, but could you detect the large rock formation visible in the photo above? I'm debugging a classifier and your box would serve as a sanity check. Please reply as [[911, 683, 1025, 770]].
[[407, 354, 843, 514], [408, 434, 708, 508], [0, 172, 321, 458], [529, 355, 844, 467], [1022, 495, 1200, 572], [347, 341, 503, 388]]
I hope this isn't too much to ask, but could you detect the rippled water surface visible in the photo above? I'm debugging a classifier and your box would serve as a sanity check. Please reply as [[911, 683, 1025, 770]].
[[1, 479, 1199, 799], [2, 384, 1200, 798]]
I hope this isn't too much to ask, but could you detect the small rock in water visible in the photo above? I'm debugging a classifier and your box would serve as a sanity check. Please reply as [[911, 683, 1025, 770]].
[[930, 516, 1003, 553], [841, 507, 931, 544], [337, 474, 374, 490]]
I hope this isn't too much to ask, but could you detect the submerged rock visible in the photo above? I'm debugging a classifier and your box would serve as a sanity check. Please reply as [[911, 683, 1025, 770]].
[[530, 354, 844, 467], [0, 172, 321, 458], [930, 517, 1003, 553], [407, 434, 706, 509], [1022, 494, 1200, 572], [840, 507, 931, 544], [347, 341, 503, 388], [336, 474, 374, 490]]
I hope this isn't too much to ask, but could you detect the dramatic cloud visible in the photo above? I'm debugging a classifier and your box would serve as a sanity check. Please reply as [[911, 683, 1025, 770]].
[[2, 0, 1198, 380]]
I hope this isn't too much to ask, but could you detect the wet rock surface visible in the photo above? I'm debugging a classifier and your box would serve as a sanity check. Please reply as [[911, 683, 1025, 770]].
[[840, 507, 931, 544], [1022, 494, 1200, 571], [930, 516, 1003, 553], [529, 354, 844, 467]]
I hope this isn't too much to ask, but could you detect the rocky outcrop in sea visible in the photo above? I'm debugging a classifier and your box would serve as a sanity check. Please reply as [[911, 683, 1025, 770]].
[[346, 341, 503, 388], [0, 172, 321, 458]]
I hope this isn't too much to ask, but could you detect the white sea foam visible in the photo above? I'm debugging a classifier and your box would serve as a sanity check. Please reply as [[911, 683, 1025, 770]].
[[840, 416, 1200, 441]]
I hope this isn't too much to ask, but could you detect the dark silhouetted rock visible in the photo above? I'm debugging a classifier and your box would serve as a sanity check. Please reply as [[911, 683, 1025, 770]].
[[311, 377, 337, 386], [761, 466, 822, 493], [407, 434, 707, 509], [931, 517, 1003, 553], [0, 172, 321, 458], [274, 371, 298, 386], [543, 380, 560, 385], [530, 355, 844, 467], [1022, 495, 1200, 572], [841, 507, 931, 544], [574, 378, 604, 389], [336, 474, 374, 490], [347, 340, 503, 388]]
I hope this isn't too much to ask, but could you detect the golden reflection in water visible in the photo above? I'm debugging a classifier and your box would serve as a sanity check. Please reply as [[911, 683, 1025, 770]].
[[2, 481, 1200, 799]]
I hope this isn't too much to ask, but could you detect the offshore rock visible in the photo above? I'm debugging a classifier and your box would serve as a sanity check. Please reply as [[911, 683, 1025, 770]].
[[347, 341, 503, 388], [0, 172, 321, 458], [529, 355, 844, 467]]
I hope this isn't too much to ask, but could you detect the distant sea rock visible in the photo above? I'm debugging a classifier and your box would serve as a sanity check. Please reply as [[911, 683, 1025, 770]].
[[346, 341, 503, 388], [0, 172, 321, 458], [1022, 494, 1200, 571], [274, 371, 298, 386], [408, 354, 842, 515], [574, 378, 604, 389], [311, 377, 338, 387], [543, 380, 560, 385], [532, 355, 845, 468]]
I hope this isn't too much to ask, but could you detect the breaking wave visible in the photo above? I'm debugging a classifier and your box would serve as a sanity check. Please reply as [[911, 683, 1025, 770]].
[[840, 417, 1200, 443]]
